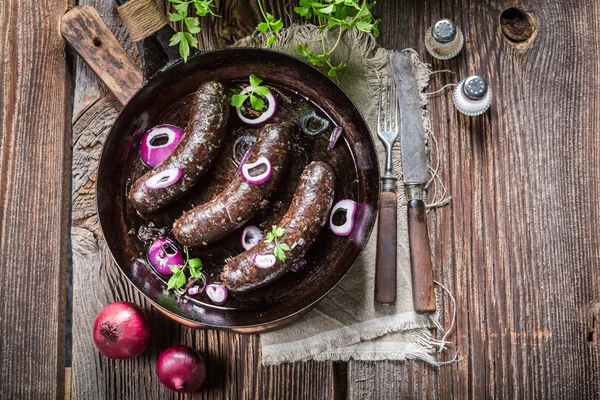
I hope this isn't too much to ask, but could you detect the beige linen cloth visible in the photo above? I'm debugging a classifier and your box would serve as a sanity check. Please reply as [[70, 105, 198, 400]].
[[235, 25, 442, 365]]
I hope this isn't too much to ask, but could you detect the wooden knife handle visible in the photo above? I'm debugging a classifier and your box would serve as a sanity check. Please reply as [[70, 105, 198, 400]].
[[61, 6, 143, 106], [407, 199, 436, 314], [375, 191, 397, 304]]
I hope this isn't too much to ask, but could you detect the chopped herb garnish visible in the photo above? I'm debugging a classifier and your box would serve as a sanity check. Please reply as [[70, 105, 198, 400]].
[[167, 265, 187, 290], [230, 74, 272, 111], [167, 246, 203, 290], [265, 225, 290, 262]]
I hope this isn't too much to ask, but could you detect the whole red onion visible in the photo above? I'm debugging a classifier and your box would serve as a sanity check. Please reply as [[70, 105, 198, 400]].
[[156, 345, 206, 393], [92, 302, 150, 359]]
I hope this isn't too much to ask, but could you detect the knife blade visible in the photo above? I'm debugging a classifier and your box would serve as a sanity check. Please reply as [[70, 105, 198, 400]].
[[390, 52, 430, 185], [390, 51, 436, 314]]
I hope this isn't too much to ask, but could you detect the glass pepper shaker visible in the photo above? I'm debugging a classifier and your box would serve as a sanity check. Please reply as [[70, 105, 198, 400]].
[[425, 19, 464, 60], [452, 75, 492, 116]]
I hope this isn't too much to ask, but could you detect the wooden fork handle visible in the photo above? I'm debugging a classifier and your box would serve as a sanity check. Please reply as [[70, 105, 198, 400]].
[[407, 198, 436, 314], [375, 191, 397, 304]]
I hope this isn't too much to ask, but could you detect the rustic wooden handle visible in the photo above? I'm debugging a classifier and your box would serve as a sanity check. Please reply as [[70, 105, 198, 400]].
[[61, 6, 143, 105], [375, 191, 398, 304], [407, 199, 436, 314]]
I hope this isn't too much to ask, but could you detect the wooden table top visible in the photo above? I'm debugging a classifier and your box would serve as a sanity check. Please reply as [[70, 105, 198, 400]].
[[1, 0, 599, 398]]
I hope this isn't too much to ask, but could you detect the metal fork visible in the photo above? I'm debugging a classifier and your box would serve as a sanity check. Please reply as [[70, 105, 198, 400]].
[[374, 77, 400, 304]]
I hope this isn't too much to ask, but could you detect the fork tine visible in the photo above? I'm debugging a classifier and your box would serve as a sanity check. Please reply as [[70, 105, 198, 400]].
[[386, 76, 392, 131], [392, 79, 399, 132], [377, 79, 383, 135]]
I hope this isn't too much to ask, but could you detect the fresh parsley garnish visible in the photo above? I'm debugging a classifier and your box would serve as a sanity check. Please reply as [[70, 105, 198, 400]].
[[256, 0, 284, 47], [294, 0, 381, 77], [264, 225, 290, 262], [230, 74, 272, 111], [167, 246, 203, 290], [167, 265, 187, 290], [168, 0, 220, 62]]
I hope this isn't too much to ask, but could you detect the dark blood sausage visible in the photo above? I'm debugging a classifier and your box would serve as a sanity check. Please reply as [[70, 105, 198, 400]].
[[128, 81, 229, 213], [221, 161, 336, 293], [173, 123, 293, 246]]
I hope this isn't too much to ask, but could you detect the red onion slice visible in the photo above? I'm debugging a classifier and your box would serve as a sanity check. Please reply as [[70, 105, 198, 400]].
[[188, 286, 200, 295], [140, 125, 184, 168], [236, 86, 278, 125], [235, 146, 253, 176], [290, 258, 307, 272], [205, 284, 228, 304], [241, 226, 264, 250], [241, 157, 272, 185], [329, 199, 358, 236], [253, 254, 276, 268], [145, 168, 182, 190], [147, 237, 184, 276], [328, 126, 344, 150]]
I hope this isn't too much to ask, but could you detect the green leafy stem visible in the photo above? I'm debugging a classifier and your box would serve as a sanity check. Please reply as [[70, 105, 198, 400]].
[[293, 0, 380, 77], [264, 224, 291, 262], [168, 0, 220, 62], [230, 74, 272, 111], [167, 246, 204, 290], [256, 0, 284, 47]]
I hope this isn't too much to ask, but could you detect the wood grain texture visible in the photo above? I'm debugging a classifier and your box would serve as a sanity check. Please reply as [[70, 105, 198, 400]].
[[69, 0, 600, 399], [62, 6, 143, 105], [348, 0, 600, 399], [407, 199, 435, 314], [0, 0, 71, 397], [375, 191, 398, 304]]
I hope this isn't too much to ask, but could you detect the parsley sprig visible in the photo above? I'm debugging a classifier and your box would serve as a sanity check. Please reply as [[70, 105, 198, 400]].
[[230, 74, 272, 111], [256, 0, 284, 47], [167, 246, 204, 290], [168, 0, 220, 62], [264, 225, 291, 262], [294, 0, 380, 77]]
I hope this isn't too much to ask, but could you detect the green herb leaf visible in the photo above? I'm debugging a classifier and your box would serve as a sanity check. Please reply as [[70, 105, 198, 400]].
[[264, 232, 275, 243], [274, 226, 286, 237], [179, 38, 191, 62], [266, 35, 277, 47], [271, 19, 284, 31], [188, 258, 204, 279], [257, 22, 270, 33], [250, 94, 265, 111], [169, 12, 184, 21], [249, 74, 263, 88], [167, 265, 187, 290], [253, 86, 270, 96], [274, 246, 286, 262], [355, 20, 373, 32], [231, 94, 249, 108], [169, 31, 184, 46], [183, 32, 198, 49], [278, 243, 291, 251]]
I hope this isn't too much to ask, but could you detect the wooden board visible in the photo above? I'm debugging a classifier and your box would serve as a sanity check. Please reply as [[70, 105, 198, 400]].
[[69, 0, 600, 399], [0, 0, 71, 398]]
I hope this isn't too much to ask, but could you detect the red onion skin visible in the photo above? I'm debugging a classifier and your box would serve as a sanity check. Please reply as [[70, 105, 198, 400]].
[[93, 302, 150, 359], [157, 346, 206, 393]]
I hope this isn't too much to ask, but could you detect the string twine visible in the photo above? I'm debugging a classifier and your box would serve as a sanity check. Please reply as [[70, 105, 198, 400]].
[[117, 0, 168, 42]]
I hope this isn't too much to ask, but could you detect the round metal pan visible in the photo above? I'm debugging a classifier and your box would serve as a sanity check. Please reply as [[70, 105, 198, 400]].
[[83, 2, 380, 333]]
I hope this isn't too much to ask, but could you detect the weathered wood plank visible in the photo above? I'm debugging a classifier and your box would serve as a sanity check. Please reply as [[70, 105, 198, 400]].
[[349, 0, 600, 399], [0, 0, 71, 397]]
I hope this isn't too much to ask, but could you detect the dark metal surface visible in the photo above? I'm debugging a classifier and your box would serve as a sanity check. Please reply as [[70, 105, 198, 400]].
[[390, 52, 429, 185], [462, 75, 489, 101], [96, 47, 380, 332], [432, 19, 457, 43]]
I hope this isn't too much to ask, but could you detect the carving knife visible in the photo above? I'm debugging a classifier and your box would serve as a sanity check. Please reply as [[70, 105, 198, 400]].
[[390, 51, 436, 314]]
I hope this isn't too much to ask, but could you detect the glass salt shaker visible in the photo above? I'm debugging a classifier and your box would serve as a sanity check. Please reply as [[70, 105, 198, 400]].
[[425, 19, 464, 60], [452, 75, 492, 116]]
